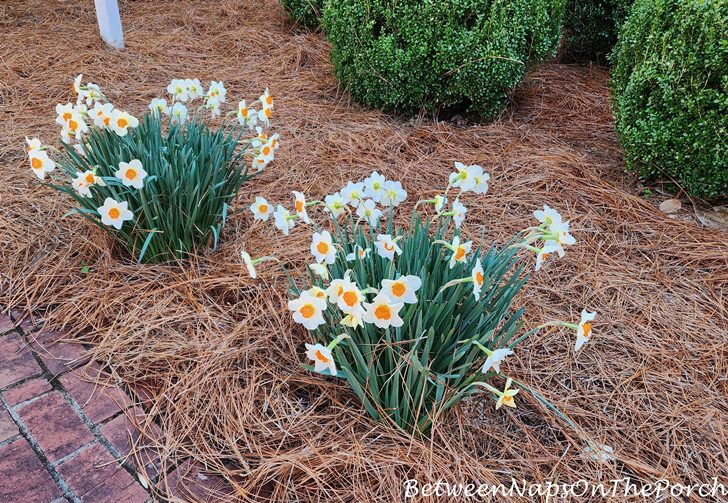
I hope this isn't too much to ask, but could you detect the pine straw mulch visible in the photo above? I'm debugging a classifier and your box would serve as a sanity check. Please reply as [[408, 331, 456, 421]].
[[2, 1, 727, 501]]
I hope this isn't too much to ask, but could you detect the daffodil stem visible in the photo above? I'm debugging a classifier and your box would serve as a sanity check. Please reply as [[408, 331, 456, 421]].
[[252, 256, 279, 266], [538, 321, 578, 330], [327, 333, 350, 350]]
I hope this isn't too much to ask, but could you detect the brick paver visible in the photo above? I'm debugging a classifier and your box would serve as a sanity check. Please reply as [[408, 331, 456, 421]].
[[0, 332, 42, 388], [0, 439, 62, 502], [2, 377, 53, 407], [101, 409, 164, 478], [17, 391, 96, 464], [0, 315, 14, 334], [0, 309, 226, 502], [28, 329, 89, 377], [57, 442, 150, 502], [0, 410, 18, 442], [59, 363, 132, 423]]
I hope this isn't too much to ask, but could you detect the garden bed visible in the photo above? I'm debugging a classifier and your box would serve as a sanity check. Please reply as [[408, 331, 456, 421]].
[[1, 0, 727, 500]]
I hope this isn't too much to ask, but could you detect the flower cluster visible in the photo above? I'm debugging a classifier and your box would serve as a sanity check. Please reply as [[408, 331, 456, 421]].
[[242, 163, 598, 429], [25, 75, 278, 262]]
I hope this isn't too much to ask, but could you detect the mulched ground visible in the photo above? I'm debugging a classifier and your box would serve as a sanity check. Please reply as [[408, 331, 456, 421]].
[[1, 0, 727, 501]]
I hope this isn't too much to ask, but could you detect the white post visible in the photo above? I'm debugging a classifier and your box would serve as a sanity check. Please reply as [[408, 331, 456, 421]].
[[94, 0, 125, 49]]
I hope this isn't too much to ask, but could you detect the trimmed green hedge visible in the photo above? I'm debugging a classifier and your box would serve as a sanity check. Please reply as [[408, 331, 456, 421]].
[[611, 0, 728, 198], [563, 0, 633, 63], [322, 0, 566, 120], [280, 0, 323, 29]]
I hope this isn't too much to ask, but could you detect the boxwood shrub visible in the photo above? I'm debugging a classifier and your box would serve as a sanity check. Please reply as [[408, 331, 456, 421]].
[[280, 0, 323, 29], [611, 0, 728, 198], [563, 0, 634, 64], [322, 0, 566, 120]]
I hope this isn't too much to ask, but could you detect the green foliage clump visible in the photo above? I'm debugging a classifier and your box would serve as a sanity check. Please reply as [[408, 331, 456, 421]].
[[611, 0, 728, 198], [563, 0, 634, 63], [279, 0, 323, 29], [56, 116, 254, 262], [322, 0, 566, 120]]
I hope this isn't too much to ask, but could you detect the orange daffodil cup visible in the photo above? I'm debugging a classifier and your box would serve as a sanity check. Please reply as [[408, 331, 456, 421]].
[[243, 163, 602, 437]]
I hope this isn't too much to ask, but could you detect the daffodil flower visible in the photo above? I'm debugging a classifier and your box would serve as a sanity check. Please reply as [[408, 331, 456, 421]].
[[259, 88, 274, 111], [250, 127, 268, 148], [363, 171, 386, 202], [356, 199, 382, 227], [448, 162, 477, 192], [240, 250, 278, 279], [55, 103, 88, 142], [482, 377, 519, 410], [258, 140, 275, 164], [362, 292, 404, 329], [115, 160, 147, 189], [471, 166, 490, 194], [533, 204, 563, 228], [109, 109, 139, 136], [257, 106, 272, 126], [341, 181, 365, 207], [438, 258, 485, 299], [381, 275, 421, 304], [541, 310, 597, 351], [439, 199, 467, 228], [148, 98, 169, 117], [237, 100, 258, 129], [289, 290, 327, 330], [309, 262, 329, 280], [325, 270, 355, 303], [379, 180, 407, 207], [72, 74, 83, 96], [185, 78, 204, 101], [72, 170, 105, 197], [91, 102, 115, 128], [97, 197, 133, 230], [575, 310, 596, 351], [534, 242, 561, 271], [305, 343, 337, 375], [207, 99, 221, 119], [375, 234, 402, 260], [25, 137, 42, 153], [306, 286, 328, 301], [206, 80, 227, 105], [340, 313, 363, 329], [292, 191, 312, 224], [167, 79, 190, 102], [336, 282, 365, 316], [273, 205, 297, 235], [324, 193, 347, 218], [249, 196, 273, 221], [346, 246, 371, 262], [311, 230, 337, 265], [471, 259, 484, 300], [28, 149, 55, 180], [170, 102, 188, 125], [435, 236, 472, 269]]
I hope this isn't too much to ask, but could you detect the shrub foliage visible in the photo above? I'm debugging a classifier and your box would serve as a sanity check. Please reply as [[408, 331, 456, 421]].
[[279, 0, 323, 29], [611, 0, 728, 198], [322, 0, 566, 120], [563, 0, 633, 63]]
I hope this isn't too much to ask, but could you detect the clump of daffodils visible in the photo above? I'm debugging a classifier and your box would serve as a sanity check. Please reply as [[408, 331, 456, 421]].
[[25, 75, 280, 263], [247, 164, 598, 435]]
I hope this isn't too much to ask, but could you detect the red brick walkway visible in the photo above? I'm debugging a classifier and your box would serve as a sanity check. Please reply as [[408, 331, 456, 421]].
[[0, 312, 236, 503]]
